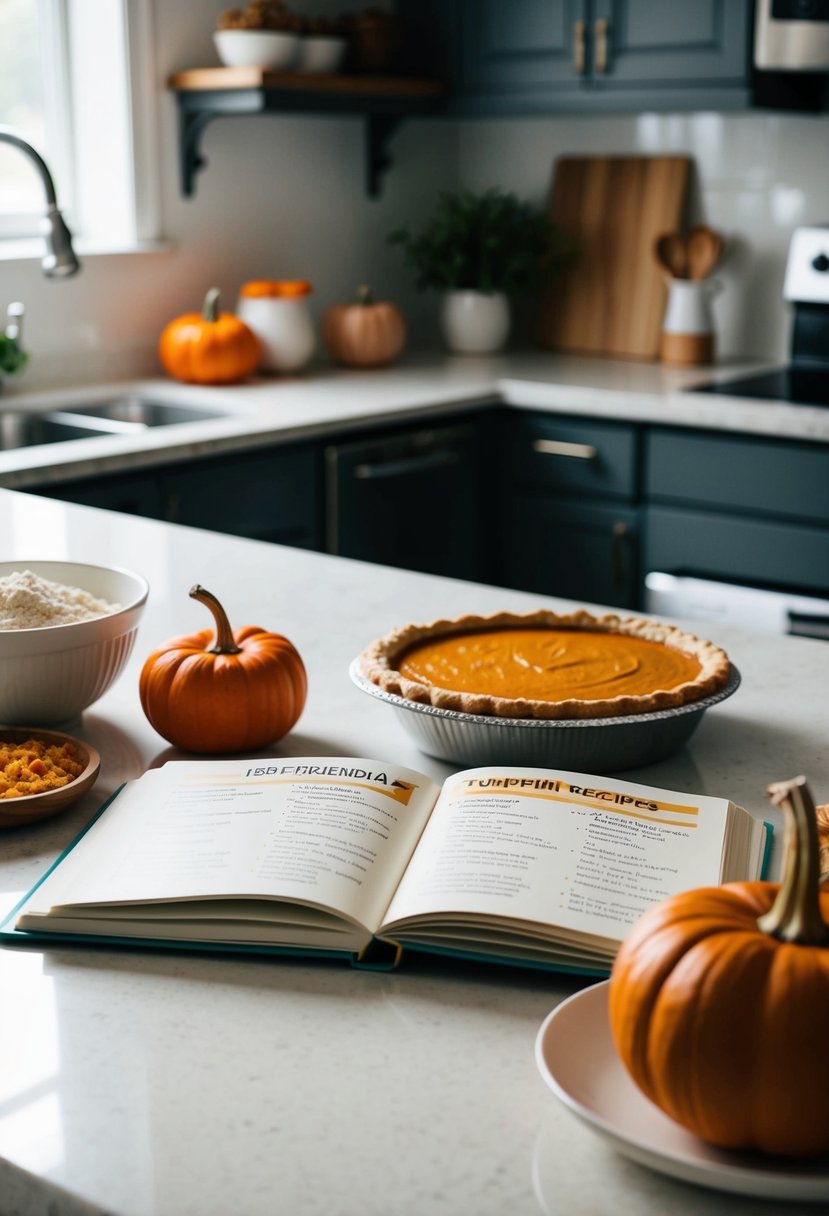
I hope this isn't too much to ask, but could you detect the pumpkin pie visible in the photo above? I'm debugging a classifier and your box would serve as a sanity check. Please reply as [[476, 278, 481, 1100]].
[[359, 609, 731, 720]]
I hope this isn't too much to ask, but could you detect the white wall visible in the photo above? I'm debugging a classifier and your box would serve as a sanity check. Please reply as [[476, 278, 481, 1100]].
[[4, 0, 829, 388], [2, 0, 456, 390]]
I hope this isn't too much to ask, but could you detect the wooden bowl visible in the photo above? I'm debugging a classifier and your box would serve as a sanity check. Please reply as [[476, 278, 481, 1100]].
[[0, 727, 101, 829]]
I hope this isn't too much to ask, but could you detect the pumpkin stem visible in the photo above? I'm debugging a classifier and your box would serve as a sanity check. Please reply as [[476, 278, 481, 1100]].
[[202, 288, 221, 324], [758, 776, 829, 945], [189, 584, 242, 655], [356, 284, 373, 306]]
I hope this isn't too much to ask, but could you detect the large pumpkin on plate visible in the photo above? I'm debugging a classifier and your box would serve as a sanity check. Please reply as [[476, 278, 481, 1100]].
[[609, 775, 829, 1158], [323, 285, 406, 368], [158, 287, 261, 385], [139, 585, 306, 753]]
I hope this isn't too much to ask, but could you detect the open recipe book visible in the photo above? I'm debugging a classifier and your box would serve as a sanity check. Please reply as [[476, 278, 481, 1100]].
[[1, 757, 772, 975]]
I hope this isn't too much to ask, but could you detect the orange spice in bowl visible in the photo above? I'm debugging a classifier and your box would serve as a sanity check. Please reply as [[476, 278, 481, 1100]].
[[0, 728, 101, 828], [0, 736, 86, 799]]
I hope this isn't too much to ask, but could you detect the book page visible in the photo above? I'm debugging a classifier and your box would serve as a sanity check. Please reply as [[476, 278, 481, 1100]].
[[21, 758, 440, 936], [380, 766, 739, 944]]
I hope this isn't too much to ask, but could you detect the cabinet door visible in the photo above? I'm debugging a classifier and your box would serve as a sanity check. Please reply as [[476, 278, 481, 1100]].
[[501, 493, 640, 609], [508, 412, 639, 500], [458, 0, 585, 109], [646, 427, 829, 526], [644, 505, 829, 600], [590, 0, 752, 96], [325, 419, 483, 580], [162, 444, 322, 550], [27, 472, 164, 518], [409, 0, 751, 113]]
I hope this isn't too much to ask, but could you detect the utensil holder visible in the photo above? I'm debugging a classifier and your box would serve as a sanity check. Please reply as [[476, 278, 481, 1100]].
[[659, 278, 722, 366]]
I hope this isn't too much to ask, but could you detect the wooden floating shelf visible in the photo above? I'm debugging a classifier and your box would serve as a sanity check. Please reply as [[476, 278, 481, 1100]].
[[167, 68, 446, 198]]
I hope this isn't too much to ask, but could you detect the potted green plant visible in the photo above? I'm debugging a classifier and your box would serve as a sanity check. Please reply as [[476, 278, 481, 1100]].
[[0, 303, 28, 387], [388, 188, 566, 354]]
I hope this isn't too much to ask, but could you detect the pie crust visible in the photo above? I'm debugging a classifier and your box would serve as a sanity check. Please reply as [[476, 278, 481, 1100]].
[[358, 609, 731, 720]]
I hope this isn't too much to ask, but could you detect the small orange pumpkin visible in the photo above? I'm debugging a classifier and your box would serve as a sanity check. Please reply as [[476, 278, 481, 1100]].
[[323, 285, 406, 368], [609, 775, 829, 1158], [158, 287, 261, 385], [139, 585, 306, 753]]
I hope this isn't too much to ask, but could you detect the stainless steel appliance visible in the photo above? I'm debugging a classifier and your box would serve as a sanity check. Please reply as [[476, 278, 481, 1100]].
[[692, 225, 829, 406], [755, 0, 829, 71], [645, 572, 829, 640]]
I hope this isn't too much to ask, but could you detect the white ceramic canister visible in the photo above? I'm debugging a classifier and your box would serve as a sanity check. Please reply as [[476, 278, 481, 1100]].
[[237, 280, 316, 373]]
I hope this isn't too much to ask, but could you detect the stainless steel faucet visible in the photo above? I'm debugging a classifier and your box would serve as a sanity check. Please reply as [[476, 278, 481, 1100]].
[[0, 127, 80, 278]]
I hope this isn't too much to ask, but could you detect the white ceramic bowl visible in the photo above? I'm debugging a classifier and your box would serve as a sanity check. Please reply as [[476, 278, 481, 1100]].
[[295, 35, 347, 74], [0, 561, 149, 726], [213, 29, 299, 70]]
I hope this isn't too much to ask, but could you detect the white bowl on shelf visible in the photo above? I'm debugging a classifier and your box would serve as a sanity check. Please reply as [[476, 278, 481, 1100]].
[[0, 561, 149, 726], [295, 35, 347, 74], [213, 29, 299, 70]]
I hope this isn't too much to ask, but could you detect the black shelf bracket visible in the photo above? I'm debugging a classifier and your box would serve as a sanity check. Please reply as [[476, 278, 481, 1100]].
[[179, 109, 216, 198], [171, 81, 444, 201]]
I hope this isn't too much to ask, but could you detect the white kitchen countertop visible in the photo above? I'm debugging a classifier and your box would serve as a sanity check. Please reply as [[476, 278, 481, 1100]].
[[1, 487, 829, 1216], [1, 349, 826, 490]]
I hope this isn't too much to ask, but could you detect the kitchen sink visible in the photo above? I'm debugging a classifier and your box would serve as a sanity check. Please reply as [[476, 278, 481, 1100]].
[[56, 398, 232, 428], [0, 412, 113, 451], [0, 396, 232, 451]]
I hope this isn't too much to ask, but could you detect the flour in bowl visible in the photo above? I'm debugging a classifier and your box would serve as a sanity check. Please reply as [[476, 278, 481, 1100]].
[[0, 570, 122, 629]]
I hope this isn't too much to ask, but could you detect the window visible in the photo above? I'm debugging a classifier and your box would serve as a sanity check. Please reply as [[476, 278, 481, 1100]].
[[0, 0, 159, 251]]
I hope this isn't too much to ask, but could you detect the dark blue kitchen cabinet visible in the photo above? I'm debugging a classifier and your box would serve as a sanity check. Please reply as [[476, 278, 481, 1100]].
[[495, 410, 642, 609], [26, 409, 829, 608], [401, 0, 753, 114], [162, 444, 322, 549], [29, 442, 324, 552], [643, 427, 829, 600], [31, 470, 164, 518]]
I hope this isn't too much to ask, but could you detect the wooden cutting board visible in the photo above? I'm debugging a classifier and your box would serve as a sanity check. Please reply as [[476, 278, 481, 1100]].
[[539, 155, 690, 360]]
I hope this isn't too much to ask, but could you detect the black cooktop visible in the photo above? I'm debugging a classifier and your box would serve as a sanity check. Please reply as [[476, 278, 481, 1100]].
[[692, 366, 829, 407]]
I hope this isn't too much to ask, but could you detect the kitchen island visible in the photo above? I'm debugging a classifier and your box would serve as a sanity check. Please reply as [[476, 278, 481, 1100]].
[[1, 486, 828, 1216]]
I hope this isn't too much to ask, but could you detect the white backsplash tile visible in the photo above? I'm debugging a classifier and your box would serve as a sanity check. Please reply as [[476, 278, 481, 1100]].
[[458, 110, 829, 363]]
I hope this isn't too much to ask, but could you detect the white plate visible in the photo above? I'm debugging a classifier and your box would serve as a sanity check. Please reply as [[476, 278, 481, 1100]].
[[535, 981, 829, 1201]]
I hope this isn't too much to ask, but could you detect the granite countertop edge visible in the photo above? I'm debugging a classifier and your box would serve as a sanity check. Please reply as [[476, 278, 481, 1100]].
[[1, 350, 825, 489]]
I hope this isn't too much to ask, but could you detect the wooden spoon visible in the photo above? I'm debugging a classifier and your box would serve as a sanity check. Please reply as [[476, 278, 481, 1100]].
[[654, 233, 687, 279], [687, 225, 724, 281]]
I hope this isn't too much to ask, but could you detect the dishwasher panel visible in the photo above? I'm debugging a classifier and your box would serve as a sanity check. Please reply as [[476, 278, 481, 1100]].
[[325, 420, 483, 581]]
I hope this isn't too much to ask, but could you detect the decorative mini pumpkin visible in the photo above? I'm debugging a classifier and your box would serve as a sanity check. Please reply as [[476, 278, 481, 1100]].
[[158, 287, 261, 385], [322, 285, 406, 368], [609, 775, 829, 1158], [139, 585, 306, 753]]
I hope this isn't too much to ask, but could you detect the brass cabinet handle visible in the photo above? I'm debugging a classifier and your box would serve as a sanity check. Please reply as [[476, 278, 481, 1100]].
[[533, 438, 597, 460], [572, 19, 586, 75], [594, 17, 610, 74]]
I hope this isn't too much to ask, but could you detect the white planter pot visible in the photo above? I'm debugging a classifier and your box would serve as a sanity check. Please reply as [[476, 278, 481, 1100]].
[[441, 290, 510, 354]]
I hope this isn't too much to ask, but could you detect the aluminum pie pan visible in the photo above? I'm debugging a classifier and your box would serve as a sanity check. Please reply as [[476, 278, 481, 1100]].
[[349, 659, 741, 774]]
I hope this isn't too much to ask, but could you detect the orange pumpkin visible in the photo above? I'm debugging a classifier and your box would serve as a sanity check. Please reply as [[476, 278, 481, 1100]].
[[323, 285, 406, 368], [139, 585, 306, 753], [158, 287, 261, 385], [609, 775, 829, 1158]]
